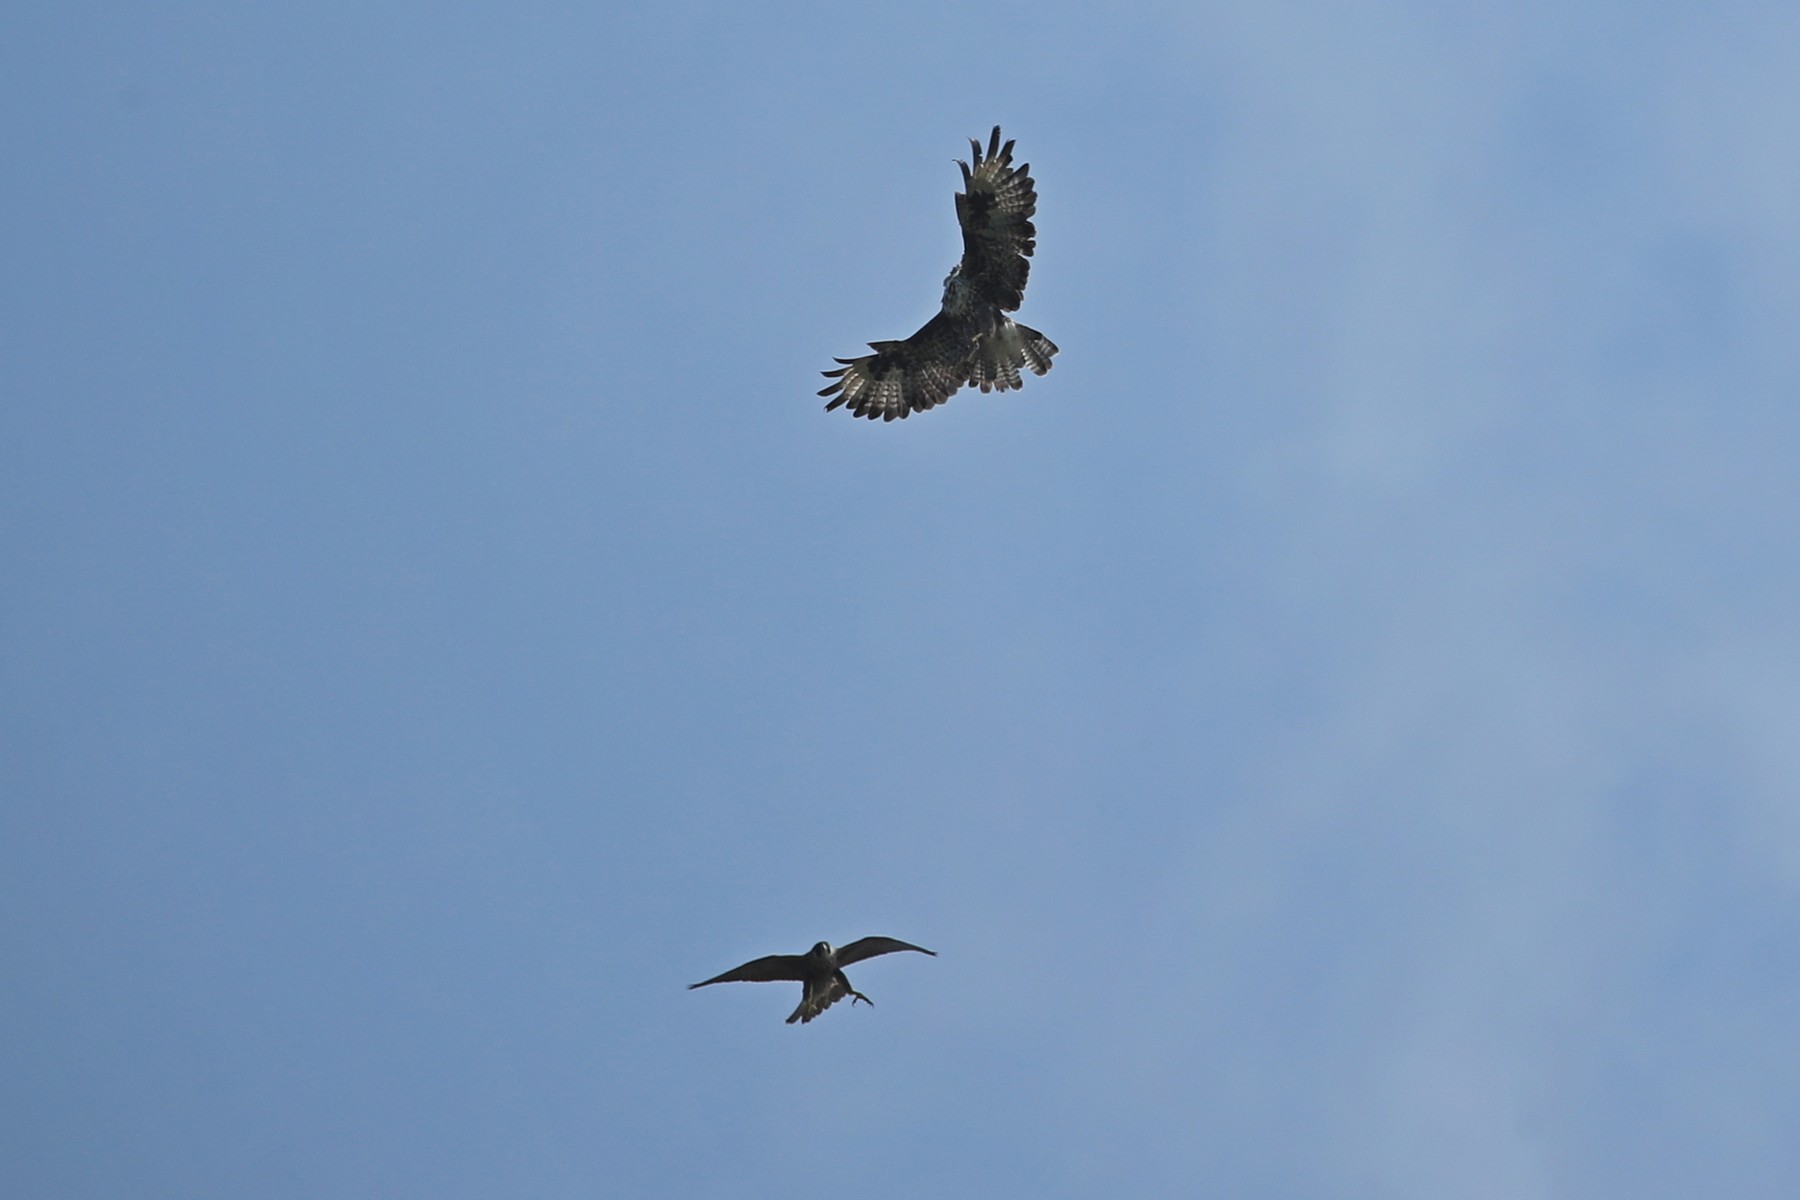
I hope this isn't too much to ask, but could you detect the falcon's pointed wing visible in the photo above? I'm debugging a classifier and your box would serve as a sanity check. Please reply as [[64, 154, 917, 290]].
[[819, 311, 977, 421], [833, 937, 937, 967], [688, 954, 810, 989], [954, 125, 1039, 312], [786, 975, 851, 1025]]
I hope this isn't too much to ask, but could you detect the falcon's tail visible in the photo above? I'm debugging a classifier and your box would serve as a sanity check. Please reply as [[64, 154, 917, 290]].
[[968, 319, 1058, 393], [786, 976, 851, 1025]]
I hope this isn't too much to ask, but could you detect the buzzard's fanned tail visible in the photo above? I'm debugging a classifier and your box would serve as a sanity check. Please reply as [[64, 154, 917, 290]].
[[968, 319, 1059, 394]]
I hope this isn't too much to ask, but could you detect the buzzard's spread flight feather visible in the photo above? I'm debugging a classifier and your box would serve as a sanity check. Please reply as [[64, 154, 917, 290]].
[[820, 127, 1058, 421]]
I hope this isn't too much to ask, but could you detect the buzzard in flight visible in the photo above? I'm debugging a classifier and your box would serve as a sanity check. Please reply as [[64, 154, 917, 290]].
[[689, 937, 936, 1024], [820, 126, 1058, 421]]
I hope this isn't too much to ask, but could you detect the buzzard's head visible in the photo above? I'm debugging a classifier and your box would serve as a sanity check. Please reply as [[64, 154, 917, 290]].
[[808, 941, 834, 962]]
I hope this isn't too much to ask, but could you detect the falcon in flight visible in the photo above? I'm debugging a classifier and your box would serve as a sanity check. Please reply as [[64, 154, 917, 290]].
[[820, 126, 1058, 420], [689, 937, 936, 1024]]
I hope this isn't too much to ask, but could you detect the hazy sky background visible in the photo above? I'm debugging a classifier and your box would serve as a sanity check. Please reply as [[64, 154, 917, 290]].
[[5, 3, 1799, 1197]]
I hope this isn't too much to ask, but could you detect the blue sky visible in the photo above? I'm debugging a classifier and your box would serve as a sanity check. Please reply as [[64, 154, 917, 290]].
[[5, 2, 1799, 1197]]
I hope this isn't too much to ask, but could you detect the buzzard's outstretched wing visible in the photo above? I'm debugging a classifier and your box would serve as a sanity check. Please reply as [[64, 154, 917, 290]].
[[955, 126, 1039, 312], [687, 954, 809, 989], [818, 311, 977, 422], [834, 937, 937, 967]]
